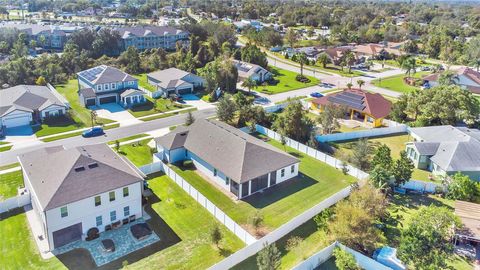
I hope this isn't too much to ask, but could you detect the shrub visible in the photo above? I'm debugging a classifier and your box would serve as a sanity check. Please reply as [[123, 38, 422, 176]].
[[285, 236, 303, 251], [295, 74, 311, 83]]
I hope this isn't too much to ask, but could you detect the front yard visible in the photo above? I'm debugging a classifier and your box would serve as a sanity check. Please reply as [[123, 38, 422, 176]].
[[171, 133, 355, 234], [128, 97, 189, 118], [0, 170, 24, 200], [117, 139, 154, 167], [257, 66, 319, 95], [371, 71, 430, 93]]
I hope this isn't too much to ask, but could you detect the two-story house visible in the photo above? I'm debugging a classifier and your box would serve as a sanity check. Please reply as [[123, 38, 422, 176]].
[[115, 26, 189, 51], [77, 65, 146, 108], [17, 144, 145, 251]]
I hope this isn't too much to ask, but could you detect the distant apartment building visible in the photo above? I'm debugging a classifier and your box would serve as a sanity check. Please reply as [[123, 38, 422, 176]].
[[115, 26, 189, 51]]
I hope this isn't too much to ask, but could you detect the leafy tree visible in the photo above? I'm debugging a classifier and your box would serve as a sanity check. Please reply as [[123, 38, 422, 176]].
[[216, 94, 236, 123], [256, 242, 281, 270], [241, 43, 268, 69], [285, 28, 298, 48], [445, 172, 478, 201], [273, 100, 314, 142], [241, 77, 257, 93], [398, 206, 460, 270], [371, 144, 393, 172], [341, 50, 356, 73], [356, 79, 365, 89], [118, 46, 141, 74], [210, 224, 222, 248], [438, 71, 459, 86], [369, 165, 391, 190], [313, 208, 332, 230], [392, 151, 414, 186], [401, 56, 417, 79], [333, 247, 361, 270], [90, 110, 97, 127], [346, 82, 353, 89], [185, 111, 195, 126], [316, 103, 347, 134], [316, 53, 330, 68], [465, 36, 480, 72], [35, 76, 47, 86], [292, 53, 308, 77], [250, 210, 264, 230], [233, 92, 254, 127], [350, 138, 372, 170]]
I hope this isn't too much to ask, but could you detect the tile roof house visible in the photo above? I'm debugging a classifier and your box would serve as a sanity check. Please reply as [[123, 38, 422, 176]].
[[0, 85, 68, 129], [115, 26, 189, 51], [323, 46, 358, 66], [233, 60, 272, 83], [423, 67, 480, 94], [17, 144, 145, 251], [77, 65, 146, 108], [146, 68, 205, 98], [310, 88, 392, 127], [154, 119, 300, 199], [406, 125, 480, 181], [353, 42, 404, 59]]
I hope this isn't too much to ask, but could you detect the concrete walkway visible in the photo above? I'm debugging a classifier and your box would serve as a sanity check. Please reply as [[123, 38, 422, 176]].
[[0, 166, 21, 175]]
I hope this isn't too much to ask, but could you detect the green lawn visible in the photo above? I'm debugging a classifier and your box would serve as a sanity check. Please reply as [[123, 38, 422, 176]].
[[0, 163, 20, 171], [140, 108, 197, 122], [108, 134, 150, 145], [257, 66, 319, 95], [40, 123, 120, 142], [0, 171, 23, 200], [117, 139, 154, 167], [371, 71, 429, 93], [0, 173, 244, 270], [0, 145, 13, 152], [33, 116, 84, 137], [171, 133, 355, 234], [313, 64, 365, 77], [133, 74, 156, 92], [128, 97, 189, 118]]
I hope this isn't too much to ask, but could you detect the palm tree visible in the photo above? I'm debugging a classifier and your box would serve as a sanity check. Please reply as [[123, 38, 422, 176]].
[[241, 77, 257, 93], [316, 53, 330, 68], [346, 82, 353, 89], [356, 79, 365, 89], [342, 50, 356, 74], [292, 53, 308, 77], [401, 56, 417, 79]]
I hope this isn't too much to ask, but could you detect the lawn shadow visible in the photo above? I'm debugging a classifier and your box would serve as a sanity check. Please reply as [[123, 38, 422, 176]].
[[0, 206, 25, 220], [242, 173, 317, 209], [218, 246, 234, 257], [129, 99, 155, 112], [57, 186, 181, 270]]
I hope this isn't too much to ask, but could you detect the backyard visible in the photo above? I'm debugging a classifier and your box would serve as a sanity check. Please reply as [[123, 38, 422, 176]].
[[0, 170, 23, 200], [116, 139, 155, 167], [0, 173, 245, 270], [171, 133, 356, 234], [134, 74, 156, 93], [371, 71, 430, 93], [256, 66, 319, 94]]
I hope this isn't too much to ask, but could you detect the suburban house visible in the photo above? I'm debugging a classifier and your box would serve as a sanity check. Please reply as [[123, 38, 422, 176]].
[[115, 26, 189, 51], [146, 68, 205, 98], [283, 46, 322, 61], [0, 85, 69, 129], [17, 144, 145, 251], [454, 201, 480, 247], [0, 22, 84, 50], [310, 88, 392, 128], [233, 60, 272, 83], [154, 119, 300, 199], [323, 46, 357, 66], [406, 125, 480, 181], [423, 67, 480, 94], [77, 65, 146, 107], [353, 42, 404, 60]]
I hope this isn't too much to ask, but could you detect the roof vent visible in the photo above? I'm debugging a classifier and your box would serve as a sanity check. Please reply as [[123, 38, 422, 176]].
[[74, 166, 85, 172], [88, 163, 98, 169]]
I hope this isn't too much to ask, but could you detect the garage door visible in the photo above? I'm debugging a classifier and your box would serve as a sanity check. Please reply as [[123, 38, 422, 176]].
[[99, 96, 117, 104], [85, 98, 96, 106], [177, 87, 193, 94], [3, 115, 31, 128], [52, 223, 82, 248]]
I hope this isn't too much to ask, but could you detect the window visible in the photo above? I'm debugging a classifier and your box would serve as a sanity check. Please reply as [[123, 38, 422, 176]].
[[123, 187, 129, 197], [281, 169, 285, 177], [213, 168, 217, 176], [109, 191, 115, 202], [60, 206, 68, 218], [291, 165, 295, 173], [124, 206, 130, 217], [110, 211, 116, 222], [226, 177, 230, 185], [104, 83, 109, 90], [94, 196, 101, 206], [185, 149, 188, 157], [96, 216, 102, 226], [97, 85, 102, 91], [111, 83, 116, 89]]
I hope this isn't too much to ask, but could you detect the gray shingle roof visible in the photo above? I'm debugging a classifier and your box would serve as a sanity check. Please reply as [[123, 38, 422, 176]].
[[147, 68, 193, 90], [18, 144, 144, 211], [79, 87, 96, 98], [410, 125, 472, 142], [77, 65, 137, 85], [232, 60, 269, 79], [0, 85, 66, 117], [155, 126, 189, 150], [413, 142, 440, 156], [115, 26, 186, 39], [157, 119, 299, 183]]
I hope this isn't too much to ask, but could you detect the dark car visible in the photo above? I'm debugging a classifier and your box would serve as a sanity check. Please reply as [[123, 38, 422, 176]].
[[82, 127, 104, 138], [310, 92, 323, 98]]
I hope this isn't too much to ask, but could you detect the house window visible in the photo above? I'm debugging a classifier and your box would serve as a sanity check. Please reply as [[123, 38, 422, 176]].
[[96, 216, 102, 226], [94, 196, 101, 206], [109, 191, 115, 202], [104, 83, 109, 90], [60, 206, 68, 218], [97, 85, 102, 91], [185, 149, 188, 157], [123, 187, 129, 197], [291, 165, 295, 173], [213, 168, 217, 176], [124, 206, 130, 217], [281, 169, 285, 177], [110, 211, 116, 222], [111, 83, 116, 89], [226, 177, 230, 185]]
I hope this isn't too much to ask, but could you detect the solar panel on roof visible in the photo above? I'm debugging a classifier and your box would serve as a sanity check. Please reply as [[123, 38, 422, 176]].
[[328, 96, 366, 111], [342, 92, 364, 100]]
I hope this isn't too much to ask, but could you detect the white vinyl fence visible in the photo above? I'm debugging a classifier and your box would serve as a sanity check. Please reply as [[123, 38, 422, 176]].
[[255, 125, 369, 180], [209, 186, 353, 270], [0, 192, 31, 214], [316, 125, 408, 143], [399, 179, 443, 193], [139, 161, 257, 245]]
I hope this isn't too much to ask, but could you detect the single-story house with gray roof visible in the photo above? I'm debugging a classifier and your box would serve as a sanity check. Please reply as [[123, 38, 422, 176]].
[[146, 68, 205, 98], [406, 125, 480, 181], [18, 144, 145, 251], [0, 84, 68, 129], [154, 119, 300, 199]]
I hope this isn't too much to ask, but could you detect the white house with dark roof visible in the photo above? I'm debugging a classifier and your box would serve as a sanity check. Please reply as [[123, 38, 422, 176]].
[[77, 65, 146, 108], [18, 144, 145, 251], [146, 68, 205, 98], [154, 119, 300, 199], [115, 26, 189, 51], [232, 60, 272, 83], [406, 125, 480, 181], [0, 85, 68, 129]]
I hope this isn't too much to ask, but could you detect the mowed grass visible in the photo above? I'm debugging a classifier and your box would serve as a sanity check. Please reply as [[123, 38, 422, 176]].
[[371, 71, 429, 93], [172, 133, 355, 233], [257, 66, 319, 95], [133, 73, 157, 92], [128, 97, 189, 118], [117, 139, 154, 167], [0, 170, 24, 200]]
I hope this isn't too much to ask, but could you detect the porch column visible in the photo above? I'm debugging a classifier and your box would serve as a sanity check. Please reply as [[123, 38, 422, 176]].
[[248, 180, 252, 196], [350, 109, 354, 120], [267, 173, 271, 187], [238, 184, 242, 199]]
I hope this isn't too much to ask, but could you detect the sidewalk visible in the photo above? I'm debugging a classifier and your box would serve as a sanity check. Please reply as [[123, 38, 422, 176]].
[[0, 166, 21, 175]]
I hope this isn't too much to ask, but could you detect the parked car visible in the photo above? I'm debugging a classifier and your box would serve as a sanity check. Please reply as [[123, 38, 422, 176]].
[[253, 97, 270, 105], [82, 127, 104, 138], [310, 92, 323, 98], [421, 66, 431, 71]]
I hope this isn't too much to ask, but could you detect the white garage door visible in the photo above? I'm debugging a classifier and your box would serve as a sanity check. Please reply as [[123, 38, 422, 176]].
[[3, 115, 31, 128]]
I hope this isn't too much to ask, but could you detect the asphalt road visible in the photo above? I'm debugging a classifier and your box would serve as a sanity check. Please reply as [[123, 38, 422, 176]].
[[0, 108, 216, 166]]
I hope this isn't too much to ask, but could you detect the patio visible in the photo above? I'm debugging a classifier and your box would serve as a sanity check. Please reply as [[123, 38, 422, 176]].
[[54, 218, 160, 267]]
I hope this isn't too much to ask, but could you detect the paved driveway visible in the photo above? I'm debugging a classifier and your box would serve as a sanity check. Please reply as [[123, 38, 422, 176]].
[[3, 126, 39, 148], [93, 104, 142, 126], [181, 94, 216, 110]]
